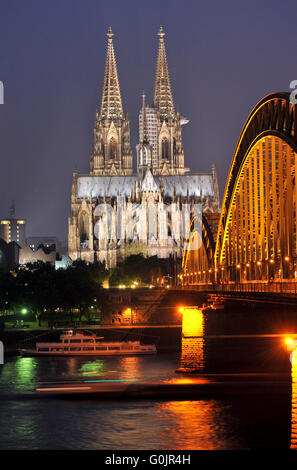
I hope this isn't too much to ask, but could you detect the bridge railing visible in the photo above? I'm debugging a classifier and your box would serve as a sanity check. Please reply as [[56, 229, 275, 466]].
[[181, 282, 297, 294]]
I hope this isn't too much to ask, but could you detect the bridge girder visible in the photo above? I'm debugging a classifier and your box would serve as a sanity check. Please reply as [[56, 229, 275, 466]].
[[216, 92, 297, 281], [183, 92, 297, 285]]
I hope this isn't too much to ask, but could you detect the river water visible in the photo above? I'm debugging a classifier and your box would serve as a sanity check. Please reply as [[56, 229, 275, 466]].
[[0, 308, 296, 450]]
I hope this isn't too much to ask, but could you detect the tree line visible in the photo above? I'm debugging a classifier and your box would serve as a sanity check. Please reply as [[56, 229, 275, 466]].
[[0, 260, 108, 325], [0, 254, 169, 325]]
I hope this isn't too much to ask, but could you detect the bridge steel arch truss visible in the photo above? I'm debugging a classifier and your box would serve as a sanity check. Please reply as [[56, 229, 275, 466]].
[[182, 214, 216, 285], [215, 92, 297, 282]]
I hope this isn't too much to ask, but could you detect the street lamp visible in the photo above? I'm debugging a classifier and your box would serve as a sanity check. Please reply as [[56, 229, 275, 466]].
[[236, 264, 241, 283]]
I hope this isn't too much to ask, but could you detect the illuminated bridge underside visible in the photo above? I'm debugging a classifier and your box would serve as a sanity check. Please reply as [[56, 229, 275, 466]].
[[182, 215, 217, 284], [183, 92, 297, 284]]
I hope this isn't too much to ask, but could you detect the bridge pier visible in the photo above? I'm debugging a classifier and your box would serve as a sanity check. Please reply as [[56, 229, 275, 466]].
[[177, 306, 205, 373]]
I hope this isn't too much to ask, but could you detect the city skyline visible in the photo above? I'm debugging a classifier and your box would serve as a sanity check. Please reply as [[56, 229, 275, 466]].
[[0, 0, 297, 239]]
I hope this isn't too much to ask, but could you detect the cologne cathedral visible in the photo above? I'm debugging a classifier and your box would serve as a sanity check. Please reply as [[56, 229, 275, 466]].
[[68, 27, 220, 268]]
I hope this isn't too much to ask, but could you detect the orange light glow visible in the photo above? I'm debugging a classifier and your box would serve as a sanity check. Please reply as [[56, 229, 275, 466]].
[[290, 346, 297, 448], [165, 377, 209, 385], [285, 337, 297, 352], [181, 307, 203, 338], [157, 400, 218, 449], [179, 307, 205, 372], [122, 307, 132, 323]]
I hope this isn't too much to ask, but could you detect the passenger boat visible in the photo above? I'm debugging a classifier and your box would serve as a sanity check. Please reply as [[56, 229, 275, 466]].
[[19, 329, 157, 356]]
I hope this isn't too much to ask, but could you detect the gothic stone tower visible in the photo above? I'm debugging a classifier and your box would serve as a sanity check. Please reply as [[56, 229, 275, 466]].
[[90, 27, 133, 176], [152, 27, 188, 175]]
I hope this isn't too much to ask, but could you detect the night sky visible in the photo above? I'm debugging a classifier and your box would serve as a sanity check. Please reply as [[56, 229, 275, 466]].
[[0, 0, 297, 241]]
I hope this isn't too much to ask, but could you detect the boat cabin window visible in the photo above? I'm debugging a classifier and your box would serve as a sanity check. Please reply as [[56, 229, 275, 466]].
[[121, 345, 133, 350], [70, 347, 81, 351], [96, 347, 107, 351], [83, 339, 93, 343], [108, 346, 120, 350], [70, 339, 81, 343], [83, 347, 94, 351]]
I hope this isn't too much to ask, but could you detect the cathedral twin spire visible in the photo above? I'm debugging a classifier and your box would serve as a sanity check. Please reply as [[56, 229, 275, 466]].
[[90, 26, 132, 176], [91, 25, 185, 177], [100, 26, 123, 120], [100, 25, 174, 122], [153, 26, 175, 119]]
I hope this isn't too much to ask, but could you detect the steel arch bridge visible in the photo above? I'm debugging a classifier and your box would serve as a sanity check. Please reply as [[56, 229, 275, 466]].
[[182, 92, 297, 286], [181, 214, 216, 285]]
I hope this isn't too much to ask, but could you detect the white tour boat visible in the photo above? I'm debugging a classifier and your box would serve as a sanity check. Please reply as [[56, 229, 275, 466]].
[[19, 330, 157, 356]]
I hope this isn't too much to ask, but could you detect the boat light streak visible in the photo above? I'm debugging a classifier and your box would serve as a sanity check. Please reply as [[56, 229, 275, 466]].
[[37, 387, 92, 391], [83, 379, 139, 383]]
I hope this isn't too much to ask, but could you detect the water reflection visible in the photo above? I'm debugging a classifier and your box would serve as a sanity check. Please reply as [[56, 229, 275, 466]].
[[118, 356, 141, 380], [79, 360, 105, 376], [0, 357, 37, 392], [291, 349, 297, 449], [156, 401, 237, 450], [180, 308, 205, 372]]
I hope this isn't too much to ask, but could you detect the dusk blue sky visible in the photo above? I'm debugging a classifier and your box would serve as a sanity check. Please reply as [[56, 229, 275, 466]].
[[0, 0, 297, 240]]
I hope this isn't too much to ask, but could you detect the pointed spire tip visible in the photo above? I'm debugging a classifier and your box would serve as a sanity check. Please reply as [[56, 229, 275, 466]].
[[100, 25, 123, 119], [158, 26, 165, 39], [107, 26, 114, 39]]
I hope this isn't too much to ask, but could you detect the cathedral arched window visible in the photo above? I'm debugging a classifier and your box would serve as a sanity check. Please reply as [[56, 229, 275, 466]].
[[139, 148, 144, 166], [101, 138, 105, 157], [79, 211, 89, 243], [168, 211, 172, 237], [173, 138, 177, 160], [161, 138, 170, 160], [143, 147, 148, 165], [109, 138, 117, 159]]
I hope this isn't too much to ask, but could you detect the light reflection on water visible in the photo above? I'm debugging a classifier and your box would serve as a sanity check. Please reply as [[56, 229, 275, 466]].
[[0, 320, 295, 449], [0, 349, 291, 450], [291, 350, 297, 449], [156, 400, 241, 450], [0, 398, 242, 450], [0, 354, 179, 394]]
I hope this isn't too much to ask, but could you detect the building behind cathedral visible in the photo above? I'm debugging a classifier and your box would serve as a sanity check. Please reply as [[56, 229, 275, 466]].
[[68, 27, 220, 268]]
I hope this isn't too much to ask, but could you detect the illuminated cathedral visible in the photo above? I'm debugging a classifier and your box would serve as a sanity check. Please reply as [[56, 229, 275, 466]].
[[68, 27, 220, 268]]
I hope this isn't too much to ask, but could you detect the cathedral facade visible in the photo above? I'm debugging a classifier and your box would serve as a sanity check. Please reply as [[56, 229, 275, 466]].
[[68, 27, 220, 268]]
